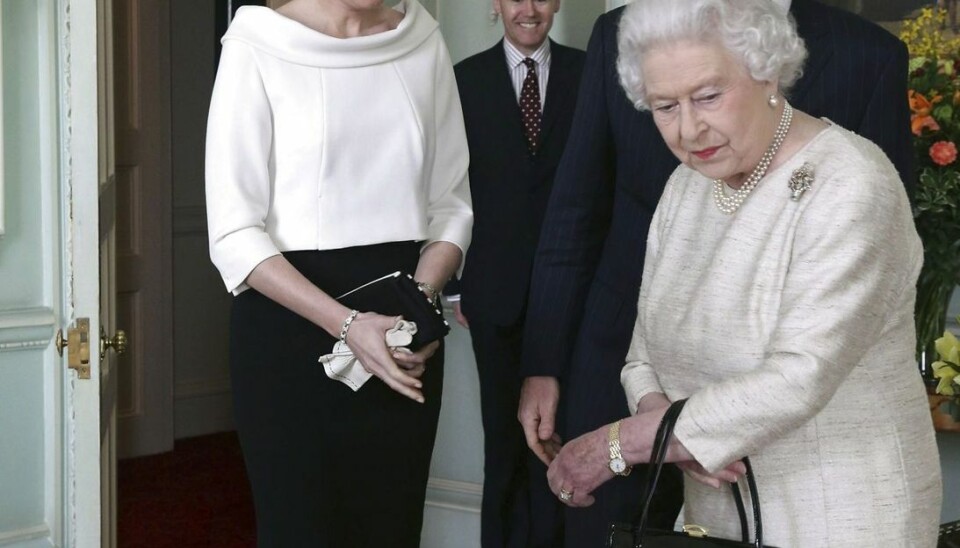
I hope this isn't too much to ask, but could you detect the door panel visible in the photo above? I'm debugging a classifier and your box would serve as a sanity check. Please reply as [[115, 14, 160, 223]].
[[97, 0, 119, 546], [0, 0, 63, 542], [113, 0, 174, 459]]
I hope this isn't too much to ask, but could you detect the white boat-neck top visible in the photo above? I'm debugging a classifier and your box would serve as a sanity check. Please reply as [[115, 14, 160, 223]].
[[206, 0, 473, 294]]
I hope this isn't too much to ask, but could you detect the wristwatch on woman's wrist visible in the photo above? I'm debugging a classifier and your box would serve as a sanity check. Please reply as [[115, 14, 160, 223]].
[[608, 419, 632, 476]]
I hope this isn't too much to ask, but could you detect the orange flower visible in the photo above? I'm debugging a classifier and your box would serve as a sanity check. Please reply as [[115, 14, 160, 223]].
[[910, 90, 942, 135], [930, 141, 958, 166]]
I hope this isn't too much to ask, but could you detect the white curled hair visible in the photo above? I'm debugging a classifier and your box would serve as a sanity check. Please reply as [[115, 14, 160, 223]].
[[616, 0, 807, 111]]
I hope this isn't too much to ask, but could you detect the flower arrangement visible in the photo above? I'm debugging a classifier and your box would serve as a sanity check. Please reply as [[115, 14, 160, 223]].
[[900, 8, 960, 366], [932, 324, 960, 421]]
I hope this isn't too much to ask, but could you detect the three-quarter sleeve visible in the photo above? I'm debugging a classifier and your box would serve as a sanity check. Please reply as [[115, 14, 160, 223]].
[[672, 159, 922, 472], [422, 38, 473, 269], [205, 41, 279, 294]]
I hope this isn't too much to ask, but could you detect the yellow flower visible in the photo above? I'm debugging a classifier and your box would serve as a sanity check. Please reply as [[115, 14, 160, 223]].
[[900, 7, 960, 58], [933, 361, 958, 395], [933, 331, 960, 397], [935, 331, 960, 364]]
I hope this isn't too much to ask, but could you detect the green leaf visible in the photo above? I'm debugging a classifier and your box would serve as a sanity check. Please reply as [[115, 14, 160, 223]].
[[910, 56, 930, 73], [934, 104, 955, 122]]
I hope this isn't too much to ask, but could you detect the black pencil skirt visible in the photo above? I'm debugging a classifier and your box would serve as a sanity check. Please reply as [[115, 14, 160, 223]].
[[229, 242, 444, 547]]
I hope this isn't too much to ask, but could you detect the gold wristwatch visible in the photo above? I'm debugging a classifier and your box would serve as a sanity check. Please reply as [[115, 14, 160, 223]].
[[608, 419, 632, 476]]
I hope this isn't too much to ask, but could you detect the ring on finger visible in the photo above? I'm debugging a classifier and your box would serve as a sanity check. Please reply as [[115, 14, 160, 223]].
[[558, 488, 573, 502]]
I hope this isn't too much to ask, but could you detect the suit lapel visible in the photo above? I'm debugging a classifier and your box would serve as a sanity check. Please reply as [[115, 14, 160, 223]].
[[787, 0, 832, 105], [540, 41, 575, 147], [484, 42, 526, 141]]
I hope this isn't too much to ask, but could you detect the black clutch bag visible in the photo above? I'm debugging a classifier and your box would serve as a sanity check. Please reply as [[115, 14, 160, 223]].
[[336, 271, 450, 351], [607, 399, 777, 548]]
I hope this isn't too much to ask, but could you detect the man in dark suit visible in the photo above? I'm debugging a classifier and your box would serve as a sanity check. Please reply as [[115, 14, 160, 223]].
[[516, 1, 914, 546], [446, 0, 584, 546]]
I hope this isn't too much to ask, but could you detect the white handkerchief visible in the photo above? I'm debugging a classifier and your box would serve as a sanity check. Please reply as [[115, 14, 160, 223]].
[[318, 320, 419, 391]]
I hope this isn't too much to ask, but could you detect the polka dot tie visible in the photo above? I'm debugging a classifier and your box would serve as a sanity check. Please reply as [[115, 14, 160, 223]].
[[519, 57, 542, 155]]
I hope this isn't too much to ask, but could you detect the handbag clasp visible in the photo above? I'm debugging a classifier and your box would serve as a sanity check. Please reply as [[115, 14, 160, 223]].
[[682, 524, 709, 538]]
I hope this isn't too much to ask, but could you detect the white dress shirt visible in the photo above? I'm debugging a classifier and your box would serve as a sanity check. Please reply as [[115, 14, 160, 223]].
[[503, 39, 551, 109]]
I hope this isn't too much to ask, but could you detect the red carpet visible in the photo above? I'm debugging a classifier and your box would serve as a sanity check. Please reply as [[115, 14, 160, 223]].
[[118, 432, 256, 547]]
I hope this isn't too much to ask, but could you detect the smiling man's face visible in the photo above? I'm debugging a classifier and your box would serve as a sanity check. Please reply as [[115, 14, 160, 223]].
[[494, 0, 560, 56]]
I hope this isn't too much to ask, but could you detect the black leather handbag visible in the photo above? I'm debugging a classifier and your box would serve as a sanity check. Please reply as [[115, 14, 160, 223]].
[[607, 399, 777, 548]]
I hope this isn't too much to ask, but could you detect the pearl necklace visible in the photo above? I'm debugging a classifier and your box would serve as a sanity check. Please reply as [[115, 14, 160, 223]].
[[713, 102, 794, 215]]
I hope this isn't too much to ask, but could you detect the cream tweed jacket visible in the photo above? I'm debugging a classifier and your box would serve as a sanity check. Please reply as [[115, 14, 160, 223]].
[[622, 124, 942, 547]]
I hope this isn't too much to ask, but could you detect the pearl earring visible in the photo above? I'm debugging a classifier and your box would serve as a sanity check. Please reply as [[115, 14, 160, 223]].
[[768, 94, 780, 108]]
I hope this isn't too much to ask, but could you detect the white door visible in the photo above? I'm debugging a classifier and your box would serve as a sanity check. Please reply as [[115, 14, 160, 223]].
[[0, 0, 108, 545]]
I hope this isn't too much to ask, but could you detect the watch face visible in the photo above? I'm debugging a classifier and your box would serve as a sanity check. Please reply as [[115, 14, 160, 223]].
[[610, 457, 627, 474]]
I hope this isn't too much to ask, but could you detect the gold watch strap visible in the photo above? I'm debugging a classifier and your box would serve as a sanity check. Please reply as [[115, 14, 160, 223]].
[[609, 420, 625, 459]]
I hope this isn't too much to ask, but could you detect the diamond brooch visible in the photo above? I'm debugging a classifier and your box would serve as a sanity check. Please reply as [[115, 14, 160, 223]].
[[788, 162, 814, 201]]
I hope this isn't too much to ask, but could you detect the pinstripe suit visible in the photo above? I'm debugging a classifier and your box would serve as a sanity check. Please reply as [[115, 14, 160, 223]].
[[520, 1, 913, 546]]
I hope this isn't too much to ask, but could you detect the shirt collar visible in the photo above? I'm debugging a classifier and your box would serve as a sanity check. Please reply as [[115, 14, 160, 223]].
[[503, 38, 551, 70]]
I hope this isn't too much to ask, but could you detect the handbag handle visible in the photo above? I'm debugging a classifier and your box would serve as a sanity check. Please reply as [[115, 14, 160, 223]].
[[633, 399, 765, 548]]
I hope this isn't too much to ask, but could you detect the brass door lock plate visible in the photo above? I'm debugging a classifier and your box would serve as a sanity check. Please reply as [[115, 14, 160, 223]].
[[56, 318, 91, 379]]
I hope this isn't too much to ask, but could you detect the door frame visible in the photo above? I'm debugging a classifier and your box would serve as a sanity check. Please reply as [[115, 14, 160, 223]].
[[59, 0, 116, 545]]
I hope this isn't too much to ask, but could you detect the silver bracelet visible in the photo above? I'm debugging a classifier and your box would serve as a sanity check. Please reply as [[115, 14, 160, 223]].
[[339, 309, 359, 344]]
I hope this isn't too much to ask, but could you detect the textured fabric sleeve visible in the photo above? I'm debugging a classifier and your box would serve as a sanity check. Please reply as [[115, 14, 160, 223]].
[[854, 39, 915, 198], [673, 153, 922, 472], [520, 14, 616, 378], [620, 172, 679, 413], [423, 36, 473, 271], [205, 41, 278, 294]]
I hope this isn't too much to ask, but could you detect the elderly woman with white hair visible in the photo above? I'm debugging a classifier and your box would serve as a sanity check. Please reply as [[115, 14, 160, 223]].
[[544, 0, 942, 545]]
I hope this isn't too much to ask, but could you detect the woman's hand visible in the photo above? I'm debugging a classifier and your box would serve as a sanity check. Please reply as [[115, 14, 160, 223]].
[[676, 460, 746, 489], [630, 398, 742, 488], [390, 340, 440, 379], [636, 391, 671, 414], [546, 427, 613, 508], [345, 312, 426, 403]]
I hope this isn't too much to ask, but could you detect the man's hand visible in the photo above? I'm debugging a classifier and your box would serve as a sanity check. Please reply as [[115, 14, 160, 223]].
[[518, 376, 562, 465], [452, 301, 469, 328]]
